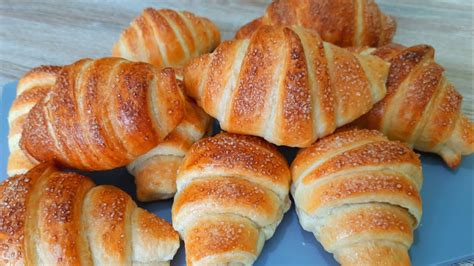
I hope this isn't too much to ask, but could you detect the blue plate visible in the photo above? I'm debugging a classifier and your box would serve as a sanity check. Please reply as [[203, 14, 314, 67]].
[[1, 81, 473, 265]]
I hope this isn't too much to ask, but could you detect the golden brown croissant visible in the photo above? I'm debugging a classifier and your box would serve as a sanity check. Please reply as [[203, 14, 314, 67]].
[[352, 44, 474, 168], [7, 65, 61, 176], [291, 129, 422, 266], [127, 98, 212, 201], [20, 57, 185, 171], [236, 0, 396, 47], [113, 8, 221, 68], [172, 133, 291, 265], [0, 162, 179, 265], [184, 25, 389, 147]]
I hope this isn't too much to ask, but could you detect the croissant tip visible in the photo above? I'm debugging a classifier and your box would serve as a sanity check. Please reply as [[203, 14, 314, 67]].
[[379, 14, 397, 46], [235, 18, 263, 39], [446, 160, 461, 169], [111, 43, 121, 57], [440, 152, 461, 169]]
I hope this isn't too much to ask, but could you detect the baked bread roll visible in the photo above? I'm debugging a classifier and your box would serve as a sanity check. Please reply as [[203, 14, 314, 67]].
[[184, 25, 389, 147], [113, 8, 221, 68], [172, 133, 291, 265], [353, 44, 474, 168], [0, 162, 179, 265], [127, 98, 212, 201], [236, 0, 396, 47], [291, 129, 422, 266], [20, 57, 185, 171], [7, 65, 61, 176]]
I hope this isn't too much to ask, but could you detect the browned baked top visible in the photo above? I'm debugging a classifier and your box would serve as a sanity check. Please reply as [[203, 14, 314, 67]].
[[236, 0, 396, 47], [20, 58, 185, 170], [113, 8, 221, 68]]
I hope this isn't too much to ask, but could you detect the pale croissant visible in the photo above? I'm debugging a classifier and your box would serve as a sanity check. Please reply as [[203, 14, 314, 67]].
[[20, 57, 185, 171], [236, 0, 396, 47], [291, 129, 422, 266], [7, 65, 61, 176], [353, 44, 474, 168], [127, 97, 212, 201], [0, 162, 179, 265], [113, 8, 221, 68], [184, 25, 389, 147], [172, 133, 291, 265]]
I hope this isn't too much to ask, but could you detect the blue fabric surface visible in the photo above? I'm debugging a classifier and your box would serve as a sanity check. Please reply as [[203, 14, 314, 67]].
[[1, 81, 472, 265]]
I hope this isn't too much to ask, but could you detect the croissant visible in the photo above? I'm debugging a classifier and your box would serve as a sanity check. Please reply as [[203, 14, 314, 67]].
[[352, 44, 474, 168], [172, 133, 291, 265], [291, 129, 422, 265], [184, 25, 389, 147], [113, 8, 221, 68], [0, 162, 179, 265], [127, 98, 212, 201], [20, 57, 185, 171], [7, 65, 61, 176], [236, 0, 396, 47]]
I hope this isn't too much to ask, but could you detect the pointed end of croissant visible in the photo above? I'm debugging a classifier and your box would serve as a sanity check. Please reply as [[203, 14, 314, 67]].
[[131, 208, 180, 263], [203, 17, 222, 50], [153, 68, 187, 137], [7, 150, 38, 177], [441, 153, 462, 169], [439, 115, 474, 168], [334, 241, 410, 266], [182, 215, 264, 265], [183, 54, 211, 101], [111, 42, 121, 57], [355, 51, 390, 103], [130, 155, 181, 202], [16, 65, 61, 96], [379, 14, 397, 46], [236, 18, 264, 39], [370, 43, 406, 61]]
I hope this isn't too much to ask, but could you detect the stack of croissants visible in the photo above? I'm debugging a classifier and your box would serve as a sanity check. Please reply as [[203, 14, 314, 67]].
[[2, 0, 473, 265]]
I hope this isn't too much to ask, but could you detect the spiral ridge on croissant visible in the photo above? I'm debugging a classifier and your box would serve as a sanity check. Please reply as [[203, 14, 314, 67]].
[[113, 8, 221, 68], [127, 98, 212, 201], [172, 133, 291, 265], [7, 66, 61, 176], [353, 44, 474, 168], [0, 163, 179, 265], [236, 0, 396, 47], [184, 25, 389, 147], [291, 129, 422, 266], [20, 57, 185, 171]]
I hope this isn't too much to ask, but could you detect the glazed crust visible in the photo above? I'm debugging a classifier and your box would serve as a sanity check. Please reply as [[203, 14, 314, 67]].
[[172, 133, 291, 265], [0, 162, 179, 265], [291, 129, 422, 266], [20, 58, 185, 171], [183, 214, 265, 266], [113, 8, 221, 68], [236, 0, 396, 47], [353, 44, 474, 168], [0, 163, 54, 265], [184, 25, 389, 147], [7, 65, 61, 176], [33, 170, 95, 265], [177, 132, 291, 198]]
